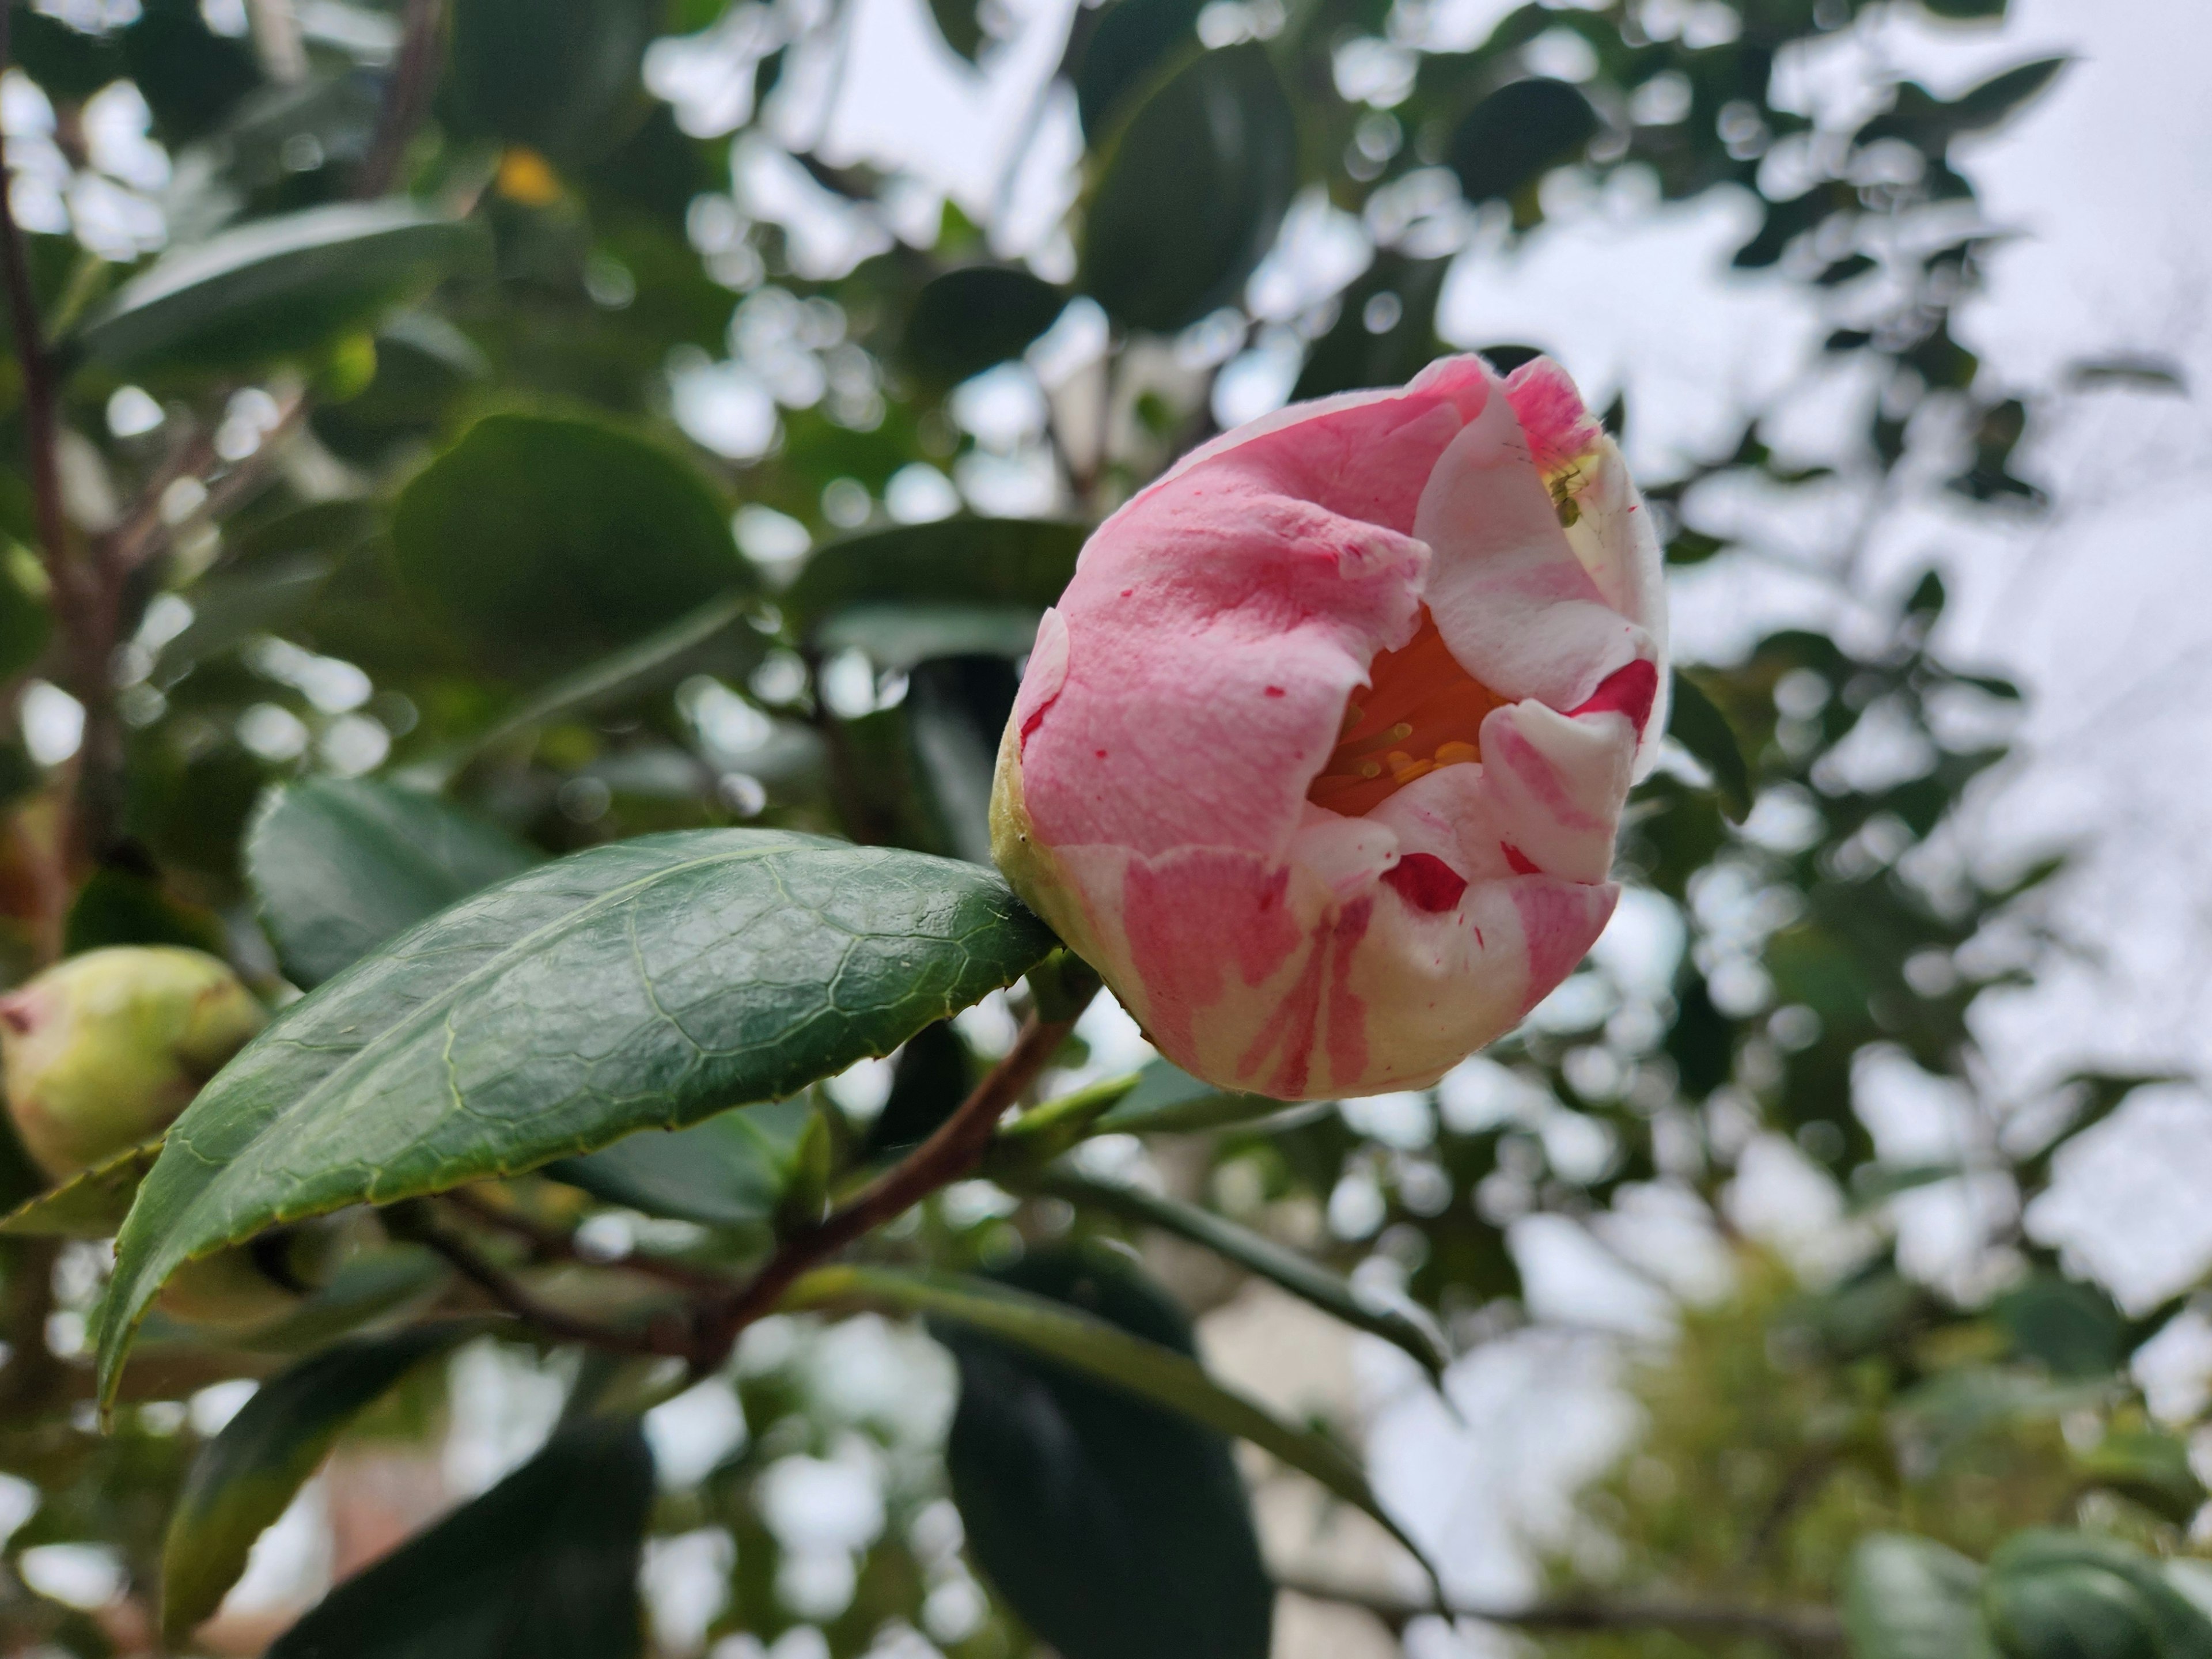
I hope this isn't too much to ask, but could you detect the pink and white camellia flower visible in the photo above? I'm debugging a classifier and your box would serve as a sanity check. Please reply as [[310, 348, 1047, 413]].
[[990, 353, 1666, 1100]]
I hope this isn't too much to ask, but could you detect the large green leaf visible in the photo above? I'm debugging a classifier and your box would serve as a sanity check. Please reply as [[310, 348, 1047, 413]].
[[99, 831, 1056, 1408], [1844, 1533, 1995, 1659], [1447, 77, 1599, 207], [1040, 1167, 1449, 1382], [1081, 43, 1296, 333], [1983, 1531, 2212, 1659], [162, 1322, 480, 1643], [267, 1415, 654, 1658], [0, 1141, 162, 1239], [1069, 0, 1205, 137], [246, 779, 543, 990], [390, 414, 749, 681], [782, 519, 1083, 638], [1669, 668, 1753, 823], [786, 1262, 1436, 1587], [450, 0, 662, 167], [78, 202, 489, 375], [904, 266, 1068, 387], [1095, 1056, 1289, 1136], [545, 1095, 812, 1229], [919, 1248, 1274, 1659]]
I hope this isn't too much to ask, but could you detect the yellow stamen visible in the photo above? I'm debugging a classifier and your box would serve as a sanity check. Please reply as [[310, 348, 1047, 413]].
[[1434, 741, 1479, 767]]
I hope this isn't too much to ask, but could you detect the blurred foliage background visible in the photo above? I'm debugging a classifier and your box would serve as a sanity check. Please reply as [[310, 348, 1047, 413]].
[[0, 0, 2196, 1656]]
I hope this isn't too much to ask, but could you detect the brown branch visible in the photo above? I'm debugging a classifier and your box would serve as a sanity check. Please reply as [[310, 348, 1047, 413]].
[[355, 0, 448, 199], [697, 1001, 1090, 1365], [1278, 1573, 1845, 1653], [441, 1187, 737, 1297], [399, 1208, 700, 1363]]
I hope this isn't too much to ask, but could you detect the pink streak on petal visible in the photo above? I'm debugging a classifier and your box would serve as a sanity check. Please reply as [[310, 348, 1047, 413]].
[[1512, 881, 1620, 1016], [1505, 357, 1603, 476], [1569, 658, 1660, 737], [1381, 852, 1468, 914], [1502, 843, 1540, 875], [1238, 918, 1331, 1097], [1324, 897, 1374, 1092], [1494, 718, 1604, 834], [1124, 851, 1303, 1062]]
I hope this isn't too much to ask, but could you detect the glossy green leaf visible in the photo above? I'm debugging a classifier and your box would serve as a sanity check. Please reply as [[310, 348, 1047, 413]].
[[546, 1095, 812, 1229], [1081, 43, 1296, 332], [916, 1247, 1272, 1659], [0, 1141, 162, 1238], [391, 414, 749, 681], [1983, 1530, 2212, 1659], [906, 267, 1066, 385], [859, 1018, 974, 1157], [786, 1260, 1437, 1589], [1448, 77, 1598, 206], [783, 518, 1082, 637], [99, 831, 1056, 1409], [447, 590, 760, 774], [162, 1321, 480, 1643], [1844, 1533, 1996, 1659], [266, 1415, 654, 1658], [78, 202, 489, 375], [1668, 668, 1753, 822], [1069, 0, 1204, 137], [906, 654, 1021, 865], [1041, 1167, 1450, 1382], [449, 0, 662, 167], [1095, 1056, 1290, 1136], [246, 778, 542, 989]]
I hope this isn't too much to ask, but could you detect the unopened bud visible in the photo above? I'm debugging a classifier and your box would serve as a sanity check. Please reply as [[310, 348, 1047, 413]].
[[0, 947, 266, 1180]]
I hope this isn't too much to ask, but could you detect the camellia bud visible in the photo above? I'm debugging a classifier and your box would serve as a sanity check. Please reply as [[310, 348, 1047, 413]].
[[991, 355, 1666, 1099], [0, 946, 267, 1180]]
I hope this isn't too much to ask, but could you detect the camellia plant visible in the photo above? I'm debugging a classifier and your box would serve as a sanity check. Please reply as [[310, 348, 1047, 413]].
[[0, 1, 2191, 1657]]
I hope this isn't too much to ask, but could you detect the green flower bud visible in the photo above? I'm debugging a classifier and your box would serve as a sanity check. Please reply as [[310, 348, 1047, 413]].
[[0, 946, 267, 1180]]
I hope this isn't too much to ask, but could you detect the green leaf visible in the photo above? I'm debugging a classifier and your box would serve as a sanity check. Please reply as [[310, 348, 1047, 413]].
[[2073, 1431, 2207, 1527], [78, 202, 490, 376], [1069, 0, 1204, 136], [816, 601, 1043, 673], [444, 589, 760, 776], [906, 266, 1066, 386], [1992, 1274, 2124, 1380], [391, 414, 750, 682], [1081, 43, 1296, 333], [1859, 59, 2069, 151], [786, 1261, 1438, 1591], [449, 0, 663, 168], [1291, 251, 1448, 402], [1040, 1166, 1450, 1383], [1983, 1530, 2212, 1659], [1447, 77, 1598, 206], [927, 1247, 1273, 1659], [99, 830, 1055, 1409], [246, 778, 542, 990], [546, 1096, 813, 1229], [162, 1321, 479, 1643], [861, 1017, 974, 1157], [0, 1141, 162, 1239], [906, 654, 1021, 865], [1844, 1533, 1997, 1659], [1668, 668, 1753, 822], [783, 518, 1082, 638], [1095, 1056, 1289, 1136], [927, 0, 986, 58], [266, 1415, 655, 1658]]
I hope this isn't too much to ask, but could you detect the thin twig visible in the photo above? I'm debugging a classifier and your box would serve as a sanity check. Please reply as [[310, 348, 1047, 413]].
[[441, 1187, 737, 1297], [1278, 1573, 1845, 1653], [697, 1002, 1090, 1365], [356, 0, 448, 199], [403, 1210, 700, 1362]]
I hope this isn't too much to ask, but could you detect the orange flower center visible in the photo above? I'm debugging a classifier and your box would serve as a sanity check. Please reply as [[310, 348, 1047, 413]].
[[1306, 607, 1502, 817]]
